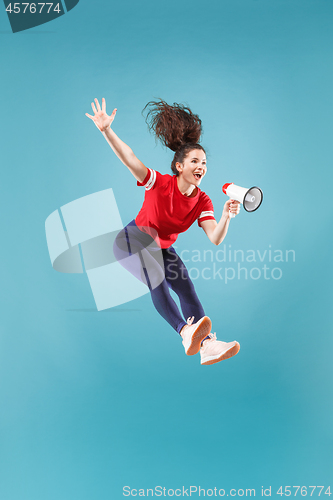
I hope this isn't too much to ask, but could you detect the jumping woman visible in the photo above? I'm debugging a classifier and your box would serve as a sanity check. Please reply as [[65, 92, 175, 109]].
[[86, 98, 241, 366]]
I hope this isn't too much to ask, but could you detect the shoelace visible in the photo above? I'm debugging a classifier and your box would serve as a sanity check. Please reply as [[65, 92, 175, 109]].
[[202, 333, 216, 346], [186, 316, 195, 326]]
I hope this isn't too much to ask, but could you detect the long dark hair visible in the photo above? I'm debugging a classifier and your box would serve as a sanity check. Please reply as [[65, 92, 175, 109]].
[[143, 99, 205, 175]]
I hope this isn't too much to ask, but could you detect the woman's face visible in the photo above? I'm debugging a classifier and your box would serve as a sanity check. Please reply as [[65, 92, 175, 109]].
[[176, 149, 207, 186]]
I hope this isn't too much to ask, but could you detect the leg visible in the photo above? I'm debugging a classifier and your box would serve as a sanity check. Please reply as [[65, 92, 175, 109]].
[[113, 225, 215, 357], [161, 248, 240, 364], [163, 247, 205, 324], [113, 224, 187, 333]]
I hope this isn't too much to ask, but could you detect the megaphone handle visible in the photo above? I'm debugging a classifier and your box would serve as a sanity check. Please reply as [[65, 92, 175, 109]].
[[229, 198, 236, 218]]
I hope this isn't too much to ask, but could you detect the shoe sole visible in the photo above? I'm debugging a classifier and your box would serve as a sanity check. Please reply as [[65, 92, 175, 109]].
[[201, 342, 240, 365], [186, 316, 212, 356]]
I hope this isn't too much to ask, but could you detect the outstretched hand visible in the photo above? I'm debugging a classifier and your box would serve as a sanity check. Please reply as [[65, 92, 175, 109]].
[[85, 98, 117, 132]]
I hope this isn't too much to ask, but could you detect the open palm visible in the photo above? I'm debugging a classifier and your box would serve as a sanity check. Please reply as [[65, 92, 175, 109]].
[[85, 98, 117, 132]]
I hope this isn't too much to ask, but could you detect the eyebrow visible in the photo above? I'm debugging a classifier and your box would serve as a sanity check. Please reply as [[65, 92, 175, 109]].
[[191, 157, 206, 161]]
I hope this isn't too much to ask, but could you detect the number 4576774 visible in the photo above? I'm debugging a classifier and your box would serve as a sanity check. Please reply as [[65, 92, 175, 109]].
[[277, 486, 331, 496], [5, 3, 61, 14]]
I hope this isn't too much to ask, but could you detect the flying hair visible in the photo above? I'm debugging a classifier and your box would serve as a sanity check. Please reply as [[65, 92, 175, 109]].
[[142, 99, 205, 175]]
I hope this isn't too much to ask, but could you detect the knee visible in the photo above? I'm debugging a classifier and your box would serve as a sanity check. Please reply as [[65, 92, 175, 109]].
[[113, 229, 127, 261]]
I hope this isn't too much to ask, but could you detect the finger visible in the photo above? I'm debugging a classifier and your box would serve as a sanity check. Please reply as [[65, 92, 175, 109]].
[[109, 108, 117, 124], [86, 114, 102, 130], [102, 98, 106, 112], [91, 102, 98, 114], [95, 98, 101, 112]]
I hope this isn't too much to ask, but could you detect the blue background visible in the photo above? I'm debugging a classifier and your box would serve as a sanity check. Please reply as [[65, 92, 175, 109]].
[[0, 0, 332, 498]]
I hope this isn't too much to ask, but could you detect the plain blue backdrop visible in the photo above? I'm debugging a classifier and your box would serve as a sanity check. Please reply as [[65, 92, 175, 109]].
[[0, 1, 332, 499]]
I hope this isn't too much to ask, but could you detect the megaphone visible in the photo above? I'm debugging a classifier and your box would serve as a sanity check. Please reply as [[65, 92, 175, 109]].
[[222, 183, 263, 218]]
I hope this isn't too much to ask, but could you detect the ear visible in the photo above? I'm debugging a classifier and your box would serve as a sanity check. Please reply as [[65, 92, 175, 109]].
[[175, 162, 183, 174]]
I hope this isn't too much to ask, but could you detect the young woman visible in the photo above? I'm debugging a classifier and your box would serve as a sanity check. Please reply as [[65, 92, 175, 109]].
[[86, 98, 241, 366]]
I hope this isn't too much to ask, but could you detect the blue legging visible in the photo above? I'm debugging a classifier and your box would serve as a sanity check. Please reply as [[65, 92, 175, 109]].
[[113, 220, 205, 334]]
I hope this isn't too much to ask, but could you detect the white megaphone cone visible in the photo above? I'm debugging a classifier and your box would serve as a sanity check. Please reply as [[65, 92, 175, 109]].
[[222, 183, 263, 218]]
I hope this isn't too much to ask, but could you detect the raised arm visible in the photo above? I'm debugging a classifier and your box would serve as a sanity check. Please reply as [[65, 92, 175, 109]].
[[86, 98, 148, 183]]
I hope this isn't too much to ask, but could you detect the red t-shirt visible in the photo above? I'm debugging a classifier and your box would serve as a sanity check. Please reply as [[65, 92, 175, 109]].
[[135, 168, 216, 248]]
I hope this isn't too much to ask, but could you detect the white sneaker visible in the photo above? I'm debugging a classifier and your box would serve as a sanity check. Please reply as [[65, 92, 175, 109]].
[[200, 333, 240, 365], [181, 316, 212, 356]]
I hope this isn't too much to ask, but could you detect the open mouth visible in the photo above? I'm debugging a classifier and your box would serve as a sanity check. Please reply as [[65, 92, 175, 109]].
[[193, 173, 202, 180]]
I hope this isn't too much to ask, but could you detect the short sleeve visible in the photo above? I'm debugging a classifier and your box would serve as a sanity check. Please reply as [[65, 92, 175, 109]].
[[197, 196, 216, 227], [137, 168, 158, 191]]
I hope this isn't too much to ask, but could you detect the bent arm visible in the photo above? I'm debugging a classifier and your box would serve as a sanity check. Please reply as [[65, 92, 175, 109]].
[[200, 199, 240, 245], [200, 217, 229, 246]]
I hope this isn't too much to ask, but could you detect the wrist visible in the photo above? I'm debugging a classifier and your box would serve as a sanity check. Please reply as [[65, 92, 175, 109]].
[[222, 210, 230, 222], [101, 124, 111, 134]]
